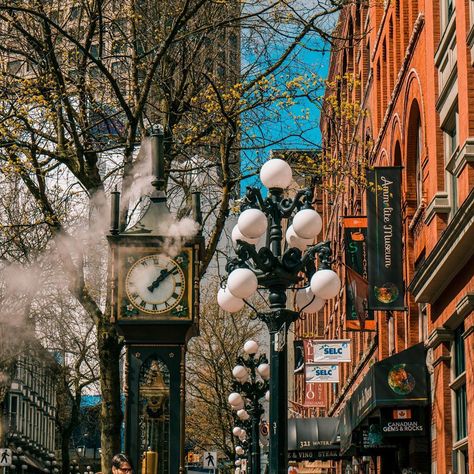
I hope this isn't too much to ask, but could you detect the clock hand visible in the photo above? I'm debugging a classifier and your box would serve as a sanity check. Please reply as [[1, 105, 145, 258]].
[[148, 269, 171, 292]]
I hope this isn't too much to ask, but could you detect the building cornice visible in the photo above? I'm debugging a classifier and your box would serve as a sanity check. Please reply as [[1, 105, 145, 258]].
[[446, 138, 474, 177], [408, 189, 474, 302], [424, 192, 450, 224], [426, 327, 454, 349], [371, 13, 425, 161]]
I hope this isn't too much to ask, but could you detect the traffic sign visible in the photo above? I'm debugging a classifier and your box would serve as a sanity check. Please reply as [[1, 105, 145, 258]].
[[0, 449, 12, 467], [202, 451, 217, 469]]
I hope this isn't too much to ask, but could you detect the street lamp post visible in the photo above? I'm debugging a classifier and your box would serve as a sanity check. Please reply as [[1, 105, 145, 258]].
[[218, 159, 341, 474], [229, 341, 269, 474]]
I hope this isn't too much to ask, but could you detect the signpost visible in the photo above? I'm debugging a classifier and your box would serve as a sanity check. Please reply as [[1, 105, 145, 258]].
[[202, 452, 217, 470], [0, 449, 12, 467]]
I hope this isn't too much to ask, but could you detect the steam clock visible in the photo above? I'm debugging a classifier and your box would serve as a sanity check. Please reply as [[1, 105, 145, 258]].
[[108, 126, 202, 474]]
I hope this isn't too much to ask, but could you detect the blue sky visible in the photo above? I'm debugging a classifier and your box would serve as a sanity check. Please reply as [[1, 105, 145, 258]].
[[240, 26, 332, 188]]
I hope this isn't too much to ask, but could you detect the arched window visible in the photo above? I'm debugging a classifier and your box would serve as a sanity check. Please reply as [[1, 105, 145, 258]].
[[406, 100, 423, 208]]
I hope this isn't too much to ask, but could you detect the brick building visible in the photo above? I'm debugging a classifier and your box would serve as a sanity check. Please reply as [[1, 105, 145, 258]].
[[291, 1, 473, 473]]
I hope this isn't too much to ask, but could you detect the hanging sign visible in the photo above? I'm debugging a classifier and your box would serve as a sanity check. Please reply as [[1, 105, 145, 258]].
[[343, 217, 375, 331], [367, 167, 404, 310], [313, 339, 351, 363], [304, 382, 327, 407], [294, 340, 304, 374], [305, 364, 339, 383]]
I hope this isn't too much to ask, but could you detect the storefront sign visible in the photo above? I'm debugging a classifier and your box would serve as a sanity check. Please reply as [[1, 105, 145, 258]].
[[366, 167, 404, 310], [313, 339, 351, 363], [288, 450, 342, 461], [343, 217, 375, 330], [305, 364, 339, 383], [381, 407, 426, 437], [339, 344, 429, 453], [304, 382, 326, 408]]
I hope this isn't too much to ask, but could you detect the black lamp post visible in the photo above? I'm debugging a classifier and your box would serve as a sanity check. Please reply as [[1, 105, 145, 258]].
[[229, 341, 269, 474], [218, 159, 341, 474]]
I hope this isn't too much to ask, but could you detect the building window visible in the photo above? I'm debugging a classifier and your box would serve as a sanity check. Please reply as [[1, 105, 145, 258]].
[[418, 303, 428, 342], [451, 324, 467, 445], [447, 0, 455, 21], [9, 395, 18, 431], [415, 122, 423, 208], [443, 104, 459, 215], [441, 0, 455, 31]]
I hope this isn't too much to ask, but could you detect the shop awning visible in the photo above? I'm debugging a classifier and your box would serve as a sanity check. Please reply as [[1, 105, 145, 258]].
[[340, 343, 429, 452], [288, 417, 345, 461]]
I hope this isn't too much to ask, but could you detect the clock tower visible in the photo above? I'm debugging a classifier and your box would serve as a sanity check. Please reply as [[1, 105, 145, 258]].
[[108, 126, 202, 474]]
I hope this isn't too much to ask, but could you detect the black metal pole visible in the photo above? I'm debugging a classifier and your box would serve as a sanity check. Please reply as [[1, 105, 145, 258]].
[[251, 404, 260, 474], [268, 327, 288, 474]]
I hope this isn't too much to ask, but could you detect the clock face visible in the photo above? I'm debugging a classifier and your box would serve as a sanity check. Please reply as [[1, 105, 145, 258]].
[[125, 254, 185, 314]]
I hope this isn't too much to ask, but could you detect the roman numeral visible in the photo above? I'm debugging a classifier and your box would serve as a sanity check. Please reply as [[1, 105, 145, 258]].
[[139, 300, 146, 308], [171, 267, 179, 275], [152, 304, 158, 311], [131, 292, 139, 299], [141, 260, 148, 266], [175, 282, 182, 288], [172, 292, 179, 299]]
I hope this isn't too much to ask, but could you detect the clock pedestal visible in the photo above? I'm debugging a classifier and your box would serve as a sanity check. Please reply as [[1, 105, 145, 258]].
[[107, 127, 202, 474], [124, 345, 186, 474]]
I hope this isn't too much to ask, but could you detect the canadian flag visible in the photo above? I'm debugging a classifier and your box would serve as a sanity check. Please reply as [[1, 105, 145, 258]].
[[393, 409, 412, 419]]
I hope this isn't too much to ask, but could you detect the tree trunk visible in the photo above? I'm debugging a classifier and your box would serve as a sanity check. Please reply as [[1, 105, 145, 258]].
[[61, 429, 72, 474], [98, 320, 123, 474]]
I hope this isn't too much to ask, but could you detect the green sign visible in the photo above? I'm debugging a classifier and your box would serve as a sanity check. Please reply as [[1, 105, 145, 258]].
[[343, 217, 375, 331], [367, 167, 404, 310]]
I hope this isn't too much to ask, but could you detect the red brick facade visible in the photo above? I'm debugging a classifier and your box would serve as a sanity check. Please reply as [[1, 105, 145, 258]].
[[292, 1, 474, 472]]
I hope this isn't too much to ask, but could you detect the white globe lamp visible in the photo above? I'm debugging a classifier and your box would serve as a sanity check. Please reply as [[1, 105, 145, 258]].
[[235, 446, 244, 455], [237, 409, 250, 421], [286, 225, 313, 251], [243, 340, 259, 355], [259, 158, 293, 189], [310, 269, 341, 300], [235, 460, 241, 466], [232, 427, 242, 437], [257, 363, 270, 380], [217, 287, 244, 313], [228, 392, 244, 407], [295, 287, 325, 313], [227, 268, 258, 299], [292, 209, 322, 239], [237, 208, 267, 239], [231, 224, 259, 247], [232, 365, 248, 382]]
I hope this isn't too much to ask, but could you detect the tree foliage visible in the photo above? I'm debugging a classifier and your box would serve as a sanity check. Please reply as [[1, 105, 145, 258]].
[[0, 0, 346, 470], [186, 282, 264, 461]]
